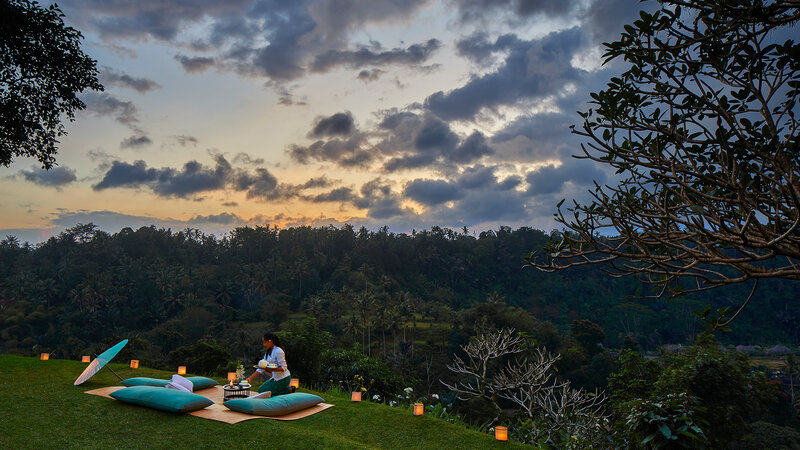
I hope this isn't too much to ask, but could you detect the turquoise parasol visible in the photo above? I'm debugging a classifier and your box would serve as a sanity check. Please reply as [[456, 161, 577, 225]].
[[73, 339, 128, 386]]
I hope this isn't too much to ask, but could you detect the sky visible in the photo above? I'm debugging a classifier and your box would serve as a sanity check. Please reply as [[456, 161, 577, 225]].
[[0, 0, 652, 243]]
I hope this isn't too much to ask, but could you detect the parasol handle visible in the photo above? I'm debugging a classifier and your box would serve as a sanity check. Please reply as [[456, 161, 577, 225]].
[[93, 353, 126, 382]]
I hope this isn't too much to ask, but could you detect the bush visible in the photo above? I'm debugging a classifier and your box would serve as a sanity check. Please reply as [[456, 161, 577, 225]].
[[319, 349, 405, 401], [277, 317, 332, 383], [167, 341, 233, 376]]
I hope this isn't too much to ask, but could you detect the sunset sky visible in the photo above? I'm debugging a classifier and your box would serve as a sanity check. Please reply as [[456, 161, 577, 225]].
[[1, 0, 651, 243]]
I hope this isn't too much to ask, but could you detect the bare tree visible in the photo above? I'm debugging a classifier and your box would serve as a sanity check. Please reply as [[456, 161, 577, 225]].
[[441, 328, 608, 445], [528, 1, 800, 328]]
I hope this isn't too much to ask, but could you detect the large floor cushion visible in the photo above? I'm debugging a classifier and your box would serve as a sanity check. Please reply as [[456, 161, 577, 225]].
[[110, 386, 213, 413], [186, 376, 218, 390], [224, 393, 323, 416], [122, 376, 218, 390], [121, 377, 169, 387]]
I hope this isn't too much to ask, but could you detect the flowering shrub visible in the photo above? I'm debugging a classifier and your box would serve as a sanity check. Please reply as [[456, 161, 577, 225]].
[[319, 349, 403, 401]]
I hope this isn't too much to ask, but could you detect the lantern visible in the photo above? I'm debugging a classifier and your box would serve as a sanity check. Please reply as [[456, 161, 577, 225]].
[[130, 360, 139, 369], [228, 372, 236, 381], [495, 426, 508, 441], [178, 366, 186, 375], [290, 378, 300, 390], [81, 355, 90, 363], [351, 391, 362, 402], [40, 353, 50, 361], [413, 403, 423, 416]]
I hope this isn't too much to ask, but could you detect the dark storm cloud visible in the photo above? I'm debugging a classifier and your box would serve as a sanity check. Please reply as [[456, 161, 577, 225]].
[[309, 112, 355, 138], [425, 28, 585, 121], [20, 166, 77, 187], [490, 112, 580, 162], [525, 159, 607, 195], [82, 93, 139, 125], [120, 134, 153, 149], [310, 39, 441, 72], [100, 67, 161, 93], [174, 55, 217, 73], [581, 0, 653, 44]]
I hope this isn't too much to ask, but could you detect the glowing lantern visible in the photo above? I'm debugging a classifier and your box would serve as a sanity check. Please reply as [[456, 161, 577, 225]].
[[290, 378, 300, 389], [413, 403, 423, 416], [130, 360, 139, 369], [178, 366, 186, 375], [351, 391, 362, 402], [228, 372, 236, 381], [495, 426, 508, 441], [40, 353, 50, 361], [82, 356, 90, 363]]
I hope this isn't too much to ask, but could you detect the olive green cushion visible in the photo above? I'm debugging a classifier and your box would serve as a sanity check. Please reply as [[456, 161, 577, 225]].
[[110, 386, 213, 413], [121, 376, 218, 390], [185, 376, 218, 390], [121, 377, 169, 387], [223, 393, 324, 416]]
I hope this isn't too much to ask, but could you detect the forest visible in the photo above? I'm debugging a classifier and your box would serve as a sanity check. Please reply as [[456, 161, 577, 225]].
[[2, 223, 800, 446]]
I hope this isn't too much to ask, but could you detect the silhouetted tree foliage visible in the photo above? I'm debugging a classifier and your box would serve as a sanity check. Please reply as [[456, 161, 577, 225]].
[[0, 0, 103, 168], [530, 0, 800, 328]]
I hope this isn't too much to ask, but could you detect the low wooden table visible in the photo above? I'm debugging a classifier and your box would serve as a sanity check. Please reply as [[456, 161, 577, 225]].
[[223, 383, 250, 402]]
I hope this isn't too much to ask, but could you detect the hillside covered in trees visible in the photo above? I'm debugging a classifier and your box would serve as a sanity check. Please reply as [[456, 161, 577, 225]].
[[2, 223, 798, 360]]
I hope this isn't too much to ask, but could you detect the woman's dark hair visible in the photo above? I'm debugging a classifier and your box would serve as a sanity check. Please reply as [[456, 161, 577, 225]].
[[263, 333, 281, 356]]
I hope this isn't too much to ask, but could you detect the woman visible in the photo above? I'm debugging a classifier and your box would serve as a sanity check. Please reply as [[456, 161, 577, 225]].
[[246, 333, 291, 396]]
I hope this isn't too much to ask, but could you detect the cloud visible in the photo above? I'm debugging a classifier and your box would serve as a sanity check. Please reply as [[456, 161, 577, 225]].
[[357, 69, 384, 82], [525, 159, 607, 195], [174, 54, 216, 73], [20, 166, 77, 187], [376, 112, 492, 171], [93, 155, 339, 201], [82, 93, 139, 125], [306, 186, 355, 203], [173, 135, 199, 147], [425, 28, 585, 121], [289, 137, 375, 167], [120, 134, 153, 149], [308, 112, 355, 138], [310, 39, 441, 72], [100, 67, 161, 93], [404, 179, 464, 206], [452, 0, 583, 24], [93, 160, 160, 190]]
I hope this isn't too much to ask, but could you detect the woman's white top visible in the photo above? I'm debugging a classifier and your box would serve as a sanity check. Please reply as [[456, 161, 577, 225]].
[[255, 346, 290, 381]]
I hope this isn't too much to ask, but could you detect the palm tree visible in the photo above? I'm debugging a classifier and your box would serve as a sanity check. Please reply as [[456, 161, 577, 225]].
[[355, 291, 376, 354]]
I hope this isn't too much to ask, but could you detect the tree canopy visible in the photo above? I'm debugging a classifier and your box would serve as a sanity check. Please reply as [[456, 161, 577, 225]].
[[0, 0, 102, 169], [530, 0, 800, 327]]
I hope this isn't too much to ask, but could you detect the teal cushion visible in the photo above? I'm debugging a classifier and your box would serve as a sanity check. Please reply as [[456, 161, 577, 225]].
[[110, 386, 213, 413], [223, 393, 323, 416], [122, 376, 218, 390], [186, 376, 218, 390], [121, 377, 169, 387]]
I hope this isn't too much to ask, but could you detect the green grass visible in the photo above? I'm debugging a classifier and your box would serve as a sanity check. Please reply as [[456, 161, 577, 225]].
[[0, 355, 528, 449]]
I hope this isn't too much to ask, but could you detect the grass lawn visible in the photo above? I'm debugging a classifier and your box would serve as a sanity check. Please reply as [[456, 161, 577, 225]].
[[0, 355, 529, 449]]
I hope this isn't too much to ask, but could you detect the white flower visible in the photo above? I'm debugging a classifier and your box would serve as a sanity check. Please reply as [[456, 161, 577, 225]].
[[389, 401, 397, 406], [431, 394, 439, 400], [404, 387, 413, 393], [372, 394, 380, 401]]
